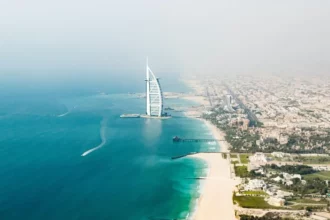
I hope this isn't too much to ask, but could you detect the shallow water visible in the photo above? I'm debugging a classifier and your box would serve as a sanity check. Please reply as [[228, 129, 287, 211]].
[[0, 83, 219, 220]]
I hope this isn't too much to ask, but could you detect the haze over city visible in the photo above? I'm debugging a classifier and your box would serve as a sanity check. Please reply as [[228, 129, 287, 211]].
[[1, 0, 330, 79]]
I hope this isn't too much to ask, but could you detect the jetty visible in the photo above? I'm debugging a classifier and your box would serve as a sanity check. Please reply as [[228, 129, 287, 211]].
[[172, 136, 225, 142]]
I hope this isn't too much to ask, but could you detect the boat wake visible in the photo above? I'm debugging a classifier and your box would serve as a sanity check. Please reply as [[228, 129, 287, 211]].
[[57, 106, 77, 117], [57, 111, 70, 117], [81, 118, 108, 157]]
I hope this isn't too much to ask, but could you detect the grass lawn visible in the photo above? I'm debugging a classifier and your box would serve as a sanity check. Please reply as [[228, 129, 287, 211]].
[[298, 156, 330, 164], [292, 198, 328, 204], [240, 154, 250, 164], [234, 165, 249, 177], [304, 171, 330, 180], [233, 195, 275, 209], [242, 190, 268, 196]]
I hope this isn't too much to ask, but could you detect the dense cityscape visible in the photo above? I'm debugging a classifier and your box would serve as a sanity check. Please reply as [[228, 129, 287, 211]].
[[185, 75, 330, 219]]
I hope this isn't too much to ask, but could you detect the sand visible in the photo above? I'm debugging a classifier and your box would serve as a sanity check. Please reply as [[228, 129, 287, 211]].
[[188, 119, 238, 220], [182, 110, 238, 220], [182, 79, 238, 219], [189, 153, 238, 220]]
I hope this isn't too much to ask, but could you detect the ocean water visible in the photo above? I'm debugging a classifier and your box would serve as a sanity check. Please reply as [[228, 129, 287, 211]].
[[0, 80, 219, 220]]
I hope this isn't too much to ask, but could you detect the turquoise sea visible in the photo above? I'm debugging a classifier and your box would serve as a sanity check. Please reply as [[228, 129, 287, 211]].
[[0, 78, 219, 220]]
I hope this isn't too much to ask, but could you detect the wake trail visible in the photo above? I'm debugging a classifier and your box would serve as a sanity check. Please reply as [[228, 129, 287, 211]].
[[81, 118, 108, 157], [57, 111, 70, 117], [57, 106, 77, 117]]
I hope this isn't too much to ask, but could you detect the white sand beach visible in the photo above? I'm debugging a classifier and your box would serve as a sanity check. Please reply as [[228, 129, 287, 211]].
[[182, 79, 238, 219], [189, 153, 237, 220], [188, 119, 238, 220], [182, 114, 238, 220]]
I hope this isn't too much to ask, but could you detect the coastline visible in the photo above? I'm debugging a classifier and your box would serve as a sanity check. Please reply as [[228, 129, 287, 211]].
[[182, 80, 238, 220], [186, 119, 237, 220]]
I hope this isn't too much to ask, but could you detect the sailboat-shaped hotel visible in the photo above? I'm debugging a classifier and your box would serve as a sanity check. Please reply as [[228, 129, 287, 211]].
[[120, 59, 170, 119], [145, 59, 164, 117]]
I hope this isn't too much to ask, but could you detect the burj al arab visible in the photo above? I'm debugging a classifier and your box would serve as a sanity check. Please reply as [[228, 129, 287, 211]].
[[120, 59, 170, 119], [141, 58, 170, 119]]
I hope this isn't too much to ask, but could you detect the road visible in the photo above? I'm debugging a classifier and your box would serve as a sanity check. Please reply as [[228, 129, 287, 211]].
[[223, 83, 259, 122]]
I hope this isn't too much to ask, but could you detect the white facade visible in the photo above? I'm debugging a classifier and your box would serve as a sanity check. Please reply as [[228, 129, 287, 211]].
[[244, 179, 266, 191], [249, 152, 268, 163], [145, 59, 163, 117], [271, 152, 286, 158]]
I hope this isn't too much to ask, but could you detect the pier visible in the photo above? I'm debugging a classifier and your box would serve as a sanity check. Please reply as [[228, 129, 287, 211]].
[[172, 136, 225, 142]]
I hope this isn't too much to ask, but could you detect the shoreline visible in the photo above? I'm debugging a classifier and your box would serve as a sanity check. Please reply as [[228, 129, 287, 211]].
[[186, 119, 237, 220], [181, 80, 238, 220]]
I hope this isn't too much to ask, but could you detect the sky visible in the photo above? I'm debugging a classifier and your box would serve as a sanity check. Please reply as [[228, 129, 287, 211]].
[[0, 0, 330, 80]]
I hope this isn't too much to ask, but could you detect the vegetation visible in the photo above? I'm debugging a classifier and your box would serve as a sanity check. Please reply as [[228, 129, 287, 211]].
[[234, 165, 250, 178], [265, 164, 316, 175], [239, 214, 294, 220], [261, 164, 329, 196], [240, 154, 250, 164], [287, 197, 328, 205], [230, 154, 237, 158], [241, 191, 268, 196], [202, 107, 330, 154], [202, 110, 261, 153], [296, 156, 330, 164], [304, 171, 330, 180], [284, 177, 329, 196], [233, 194, 274, 209]]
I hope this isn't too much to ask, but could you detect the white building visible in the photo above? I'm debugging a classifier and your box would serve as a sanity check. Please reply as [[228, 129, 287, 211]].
[[244, 179, 266, 191], [248, 152, 268, 170], [283, 173, 301, 180], [273, 173, 301, 186], [145, 59, 164, 117], [273, 176, 282, 183], [276, 190, 293, 198], [271, 152, 288, 158], [249, 152, 268, 163], [311, 165, 330, 171]]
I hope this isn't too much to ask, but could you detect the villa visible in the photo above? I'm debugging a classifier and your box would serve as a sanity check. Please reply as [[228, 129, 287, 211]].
[[244, 179, 266, 191]]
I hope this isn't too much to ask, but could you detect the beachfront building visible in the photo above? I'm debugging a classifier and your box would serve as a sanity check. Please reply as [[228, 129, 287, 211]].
[[244, 179, 266, 191], [145, 59, 164, 117], [272, 173, 301, 186], [250, 152, 268, 163], [271, 152, 286, 158], [248, 152, 268, 170]]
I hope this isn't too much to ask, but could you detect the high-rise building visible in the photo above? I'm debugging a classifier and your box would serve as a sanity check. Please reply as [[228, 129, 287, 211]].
[[145, 59, 163, 117]]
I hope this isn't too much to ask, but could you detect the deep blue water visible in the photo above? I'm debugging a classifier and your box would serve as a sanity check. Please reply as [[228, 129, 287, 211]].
[[0, 80, 219, 220]]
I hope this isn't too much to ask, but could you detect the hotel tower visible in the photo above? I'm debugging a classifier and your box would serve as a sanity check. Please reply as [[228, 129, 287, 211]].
[[145, 59, 164, 117]]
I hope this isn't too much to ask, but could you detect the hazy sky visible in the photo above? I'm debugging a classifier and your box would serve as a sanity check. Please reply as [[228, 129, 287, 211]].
[[1, 0, 330, 78]]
